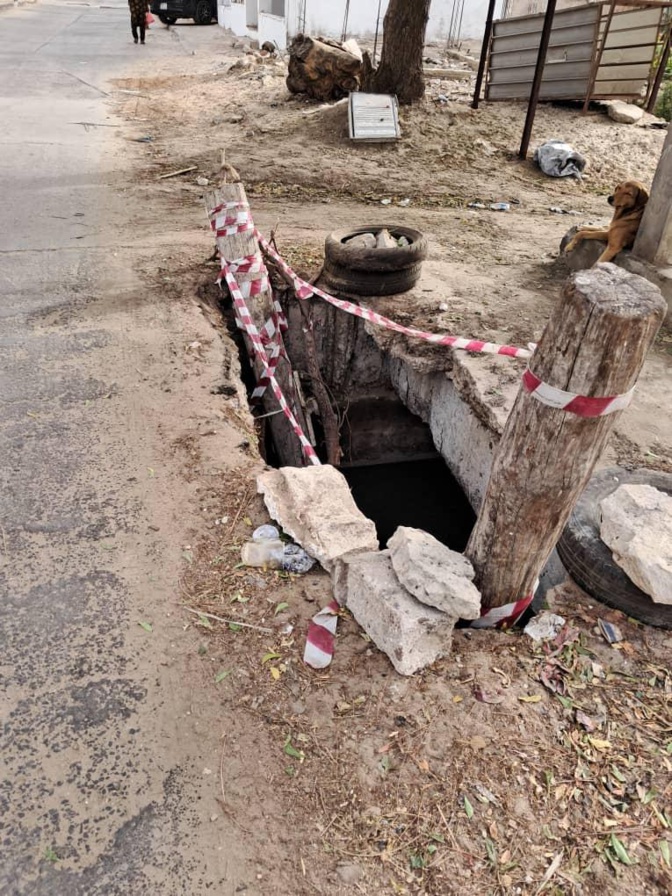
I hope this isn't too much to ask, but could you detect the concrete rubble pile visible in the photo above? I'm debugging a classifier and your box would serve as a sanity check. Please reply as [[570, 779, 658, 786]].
[[257, 466, 481, 675]]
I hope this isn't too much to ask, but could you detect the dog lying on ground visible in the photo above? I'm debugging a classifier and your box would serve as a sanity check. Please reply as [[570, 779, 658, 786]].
[[563, 180, 649, 264]]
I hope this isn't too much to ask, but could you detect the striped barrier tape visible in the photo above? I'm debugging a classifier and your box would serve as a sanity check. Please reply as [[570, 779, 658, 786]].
[[522, 368, 635, 417], [217, 251, 289, 402], [219, 262, 320, 464], [303, 600, 340, 669], [257, 230, 534, 361], [470, 595, 534, 630], [209, 200, 255, 237]]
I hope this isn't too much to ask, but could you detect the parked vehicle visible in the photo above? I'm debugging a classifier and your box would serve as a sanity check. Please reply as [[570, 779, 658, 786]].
[[149, 0, 217, 26]]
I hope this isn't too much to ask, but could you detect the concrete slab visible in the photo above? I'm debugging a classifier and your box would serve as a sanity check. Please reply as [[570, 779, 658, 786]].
[[257, 465, 379, 572], [334, 550, 457, 675]]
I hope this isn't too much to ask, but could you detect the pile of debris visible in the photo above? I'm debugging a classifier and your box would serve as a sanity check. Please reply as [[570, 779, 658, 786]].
[[257, 465, 481, 675]]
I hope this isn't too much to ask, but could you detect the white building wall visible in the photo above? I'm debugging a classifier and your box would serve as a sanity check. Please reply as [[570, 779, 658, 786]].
[[294, 0, 505, 42], [221, 1, 507, 46]]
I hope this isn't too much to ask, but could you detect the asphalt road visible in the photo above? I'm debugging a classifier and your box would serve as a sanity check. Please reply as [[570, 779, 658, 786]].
[[0, 4, 252, 893]]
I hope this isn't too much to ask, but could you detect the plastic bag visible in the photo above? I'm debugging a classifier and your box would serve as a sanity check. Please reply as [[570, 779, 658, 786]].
[[534, 140, 586, 179], [145, 11, 155, 26]]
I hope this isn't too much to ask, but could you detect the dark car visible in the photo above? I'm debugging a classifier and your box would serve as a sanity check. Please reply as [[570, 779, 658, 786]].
[[149, 0, 217, 25]]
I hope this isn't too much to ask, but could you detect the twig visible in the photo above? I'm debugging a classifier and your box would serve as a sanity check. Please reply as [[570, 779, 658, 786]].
[[218, 740, 253, 833], [225, 485, 253, 542], [184, 607, 272, 634], [158, 165, 198, 180], [535, 851, 563, 895]]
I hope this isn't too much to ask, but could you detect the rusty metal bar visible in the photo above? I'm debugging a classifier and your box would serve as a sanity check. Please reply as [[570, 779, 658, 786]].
[[646, 22, 672, 111], [472, 0, 498, 109], [518, 0, 557, 160], [583, 1, 617, 113]]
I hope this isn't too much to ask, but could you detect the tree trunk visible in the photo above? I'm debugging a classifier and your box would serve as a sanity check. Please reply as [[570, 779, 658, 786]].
[[365, 0, 431, 105]]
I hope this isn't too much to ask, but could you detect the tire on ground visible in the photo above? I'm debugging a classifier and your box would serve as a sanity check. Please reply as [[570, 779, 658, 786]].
[[557, 467, 672, 628], [325, 226, 427, 273], [320, 259, 423, 297]]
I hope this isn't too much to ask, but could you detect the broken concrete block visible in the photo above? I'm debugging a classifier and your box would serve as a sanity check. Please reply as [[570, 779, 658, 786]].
[[606, 101, 644, 125], [523, 611, 566, 642], [257, 465, 378, 573], [337, 550, 456, 675], [600, 484, 672, 604], [388, 527, 481, 619]]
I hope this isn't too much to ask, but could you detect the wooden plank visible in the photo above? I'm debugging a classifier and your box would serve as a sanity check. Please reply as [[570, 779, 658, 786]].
[[493, 4, 599, 37], [487, 79, 589, 100], [601, 25, 660, 50], [601, 44, 658, 65], [489, 61, 592, 85], [489, 42, 593, 69]]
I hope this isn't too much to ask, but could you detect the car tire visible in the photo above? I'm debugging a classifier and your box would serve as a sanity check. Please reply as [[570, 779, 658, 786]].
[[158, 13, 177, 23], [322, 226, 427, 296], [321, 259, 424, 297], [193, 0, 212, 24], [557, 467, 672, 628]]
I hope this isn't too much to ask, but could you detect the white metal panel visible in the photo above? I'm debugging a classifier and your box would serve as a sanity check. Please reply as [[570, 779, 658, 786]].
[[348, 93, 400, 143], [487, 3, 665, 103]]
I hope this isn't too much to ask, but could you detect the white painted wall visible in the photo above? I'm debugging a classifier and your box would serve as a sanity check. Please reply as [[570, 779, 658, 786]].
[[292, 0, 506, 42], [221, 1, 507, 45]]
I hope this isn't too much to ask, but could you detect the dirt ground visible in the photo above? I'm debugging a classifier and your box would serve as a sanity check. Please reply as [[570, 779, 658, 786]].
[[111, 25, 672, 895]]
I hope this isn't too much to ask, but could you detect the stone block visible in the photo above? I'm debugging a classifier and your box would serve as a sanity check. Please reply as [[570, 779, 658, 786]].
[[257, 465, 378, 573], [560, 225, 607, 271], [338, 550, 456, 675], [387, 526, 481, 619], [600, 484, 672, 605], [605, 101, 644, 125]]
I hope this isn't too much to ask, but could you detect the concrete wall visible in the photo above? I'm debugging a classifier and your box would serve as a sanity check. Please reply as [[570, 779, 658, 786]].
[[222, 0, 506, 44], [504, 0, 598, 15]]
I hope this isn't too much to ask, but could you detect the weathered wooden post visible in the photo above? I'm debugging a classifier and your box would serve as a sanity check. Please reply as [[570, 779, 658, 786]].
[[466, 265, 666, 619], [204, 180, 309, 467]]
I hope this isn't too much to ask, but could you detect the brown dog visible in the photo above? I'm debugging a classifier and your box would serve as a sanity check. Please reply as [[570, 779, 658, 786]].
[[564, 180, 649, 264]]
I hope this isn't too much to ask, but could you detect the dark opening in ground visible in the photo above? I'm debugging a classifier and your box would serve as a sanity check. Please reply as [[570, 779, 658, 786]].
[[341, 458, 476, 551]]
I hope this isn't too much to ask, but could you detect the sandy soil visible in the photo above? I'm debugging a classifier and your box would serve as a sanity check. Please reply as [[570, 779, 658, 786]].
[[108, 24, 672, 895]]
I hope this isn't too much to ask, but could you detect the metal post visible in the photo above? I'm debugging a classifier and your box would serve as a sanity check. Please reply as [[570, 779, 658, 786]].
[[341, 0, 351, 43], [472, 0, 498, 110], [583, 0, 616, 114], [518, 0, 557, 160], [456, 0, 465, 48], [372, 0, 383, 66], [647, 25, 672, 113]]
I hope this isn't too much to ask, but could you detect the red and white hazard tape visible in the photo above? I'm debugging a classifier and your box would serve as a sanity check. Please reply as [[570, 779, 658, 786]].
[[522, 368, 634, 417], [219, 262, 320, 464], [470, 595, 533, 630], [258, 232, 533, 361], [210, 200, 255, 237], [303, 600, 340, 669]]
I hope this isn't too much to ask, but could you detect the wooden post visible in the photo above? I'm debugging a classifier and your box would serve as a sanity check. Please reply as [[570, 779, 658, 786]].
[[466, 265, 666, 611], [204, 181, 309, 467]]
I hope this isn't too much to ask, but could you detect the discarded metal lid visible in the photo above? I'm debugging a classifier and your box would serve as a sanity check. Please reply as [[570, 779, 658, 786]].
[[348, 92, 400, 143]]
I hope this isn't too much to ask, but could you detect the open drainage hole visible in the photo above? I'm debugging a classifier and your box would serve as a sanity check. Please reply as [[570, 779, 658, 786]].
[[341, 457, 476, 552]]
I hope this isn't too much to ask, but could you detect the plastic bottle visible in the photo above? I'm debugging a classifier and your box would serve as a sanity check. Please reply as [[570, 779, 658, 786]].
[[240, 539, 285, 569]]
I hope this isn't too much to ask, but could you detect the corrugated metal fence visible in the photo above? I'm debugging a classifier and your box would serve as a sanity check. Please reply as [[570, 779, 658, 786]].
[[486, 2, 665, 102]]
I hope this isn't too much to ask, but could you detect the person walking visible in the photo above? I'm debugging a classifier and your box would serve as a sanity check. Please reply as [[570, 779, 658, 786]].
[[128, 0, 150, 44]]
